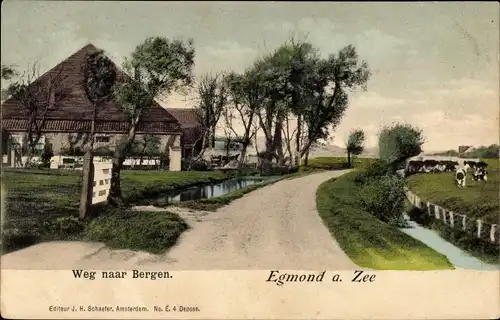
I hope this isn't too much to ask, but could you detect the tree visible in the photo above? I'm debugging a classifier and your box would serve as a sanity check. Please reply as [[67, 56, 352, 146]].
[[108, 37, 195, 206], [1, 64, 18, 81], [249, 40, 370, 168], [188, 72, 227, 169], [224, 66, 266, 168], [79, 49, 117, 218], [135, 133, 161, 166], [346, 129, 365, 167], [277, 39, 318, 166], [7, 62, 68, 167], [299, 45, 370, 159], [254, 54, 289, 166], [378, 123, 424, 170]]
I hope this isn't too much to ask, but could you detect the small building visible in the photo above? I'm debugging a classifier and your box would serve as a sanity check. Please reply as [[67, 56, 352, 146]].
[[458, 145, 472, 154], [1, 44, 203, 170]]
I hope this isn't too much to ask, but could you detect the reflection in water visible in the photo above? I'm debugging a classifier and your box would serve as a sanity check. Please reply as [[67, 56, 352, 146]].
[[400, 214, 499, 271], [164, 178, 267, 203]]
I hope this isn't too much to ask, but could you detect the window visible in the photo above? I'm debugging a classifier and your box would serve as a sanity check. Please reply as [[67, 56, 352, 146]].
[[10, 134, 24, 148], [95, 136, 110, 143]]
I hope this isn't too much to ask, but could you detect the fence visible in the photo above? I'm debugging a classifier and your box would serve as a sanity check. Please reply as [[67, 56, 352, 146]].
[[92, 162, 112, 205], [404, 187, 499, 245]]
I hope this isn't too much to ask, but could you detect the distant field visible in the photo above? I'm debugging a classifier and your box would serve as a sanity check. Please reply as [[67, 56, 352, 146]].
[[406, 159, 499, 224], [303, 156, 377, 170]]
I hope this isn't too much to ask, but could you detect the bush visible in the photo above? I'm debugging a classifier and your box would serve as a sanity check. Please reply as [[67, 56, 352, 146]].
[[378, 123, 424, 166], [359, 174, 407, 226], [182, 158, 210, 171], [84, 209, 189, 254], [2, 227, 41, 252], [48, 216, 85, 237], [354, 160, 391, 183]]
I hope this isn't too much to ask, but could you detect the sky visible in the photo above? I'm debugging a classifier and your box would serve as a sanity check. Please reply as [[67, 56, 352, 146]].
[[1, 1, 499, 152]]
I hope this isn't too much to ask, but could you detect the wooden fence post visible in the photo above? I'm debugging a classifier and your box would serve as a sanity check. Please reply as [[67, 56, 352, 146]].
[[434, 205, 440, 220], [476, 220, 482, 238], [490, 224, 497, 243]]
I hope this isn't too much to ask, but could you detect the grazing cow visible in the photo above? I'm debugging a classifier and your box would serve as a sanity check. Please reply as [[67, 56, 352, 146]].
[[472, 162, 488, 182], [455, 163, 471, 187]]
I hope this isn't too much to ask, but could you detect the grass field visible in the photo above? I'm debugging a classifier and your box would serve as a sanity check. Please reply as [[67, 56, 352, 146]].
[[405, 159, 499, 224], [1, 168, 226, 254], [316, 170, 453, 270]]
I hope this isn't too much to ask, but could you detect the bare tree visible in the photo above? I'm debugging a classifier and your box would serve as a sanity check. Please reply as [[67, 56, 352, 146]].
[[8, 62, 68, 167], [224, 68, 267, 168], [187, 72, 227, 169], [196, 73, 226, 147]]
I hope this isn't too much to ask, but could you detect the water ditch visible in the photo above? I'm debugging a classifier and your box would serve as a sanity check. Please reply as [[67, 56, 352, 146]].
[[399, 214, 499, 270], [153, 176, 280, 205]]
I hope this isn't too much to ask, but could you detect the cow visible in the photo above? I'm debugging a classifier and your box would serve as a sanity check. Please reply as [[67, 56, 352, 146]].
[[472, 161, 488, 182], [455, 162, 472, 187]]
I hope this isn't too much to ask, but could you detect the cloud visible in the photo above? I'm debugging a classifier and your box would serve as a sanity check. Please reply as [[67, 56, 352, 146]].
[[263, 21, 295, 33], [354, 28, 410, 58], [197, 41, 258, 73], [414, 78, 497, 100], [351, 91, 407, 109], [262, 18, 415, 63], [409, 109, 498, 151]]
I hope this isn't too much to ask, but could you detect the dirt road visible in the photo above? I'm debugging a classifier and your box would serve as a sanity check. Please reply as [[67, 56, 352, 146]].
[[1, 170, 359, 270]]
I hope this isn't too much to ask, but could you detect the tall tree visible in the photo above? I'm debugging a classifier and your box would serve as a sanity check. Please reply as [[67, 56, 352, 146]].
[[253, 54, 289, 166], [299, 45, 370, 158], [7, 62, 68, 166], [378, 123, 424, 170], [190, 72, 227, 168], [79, 49, 117, 218], [346, 129, 365, 167], [108, 37, 195, 206], [224, 66, 266, 168]]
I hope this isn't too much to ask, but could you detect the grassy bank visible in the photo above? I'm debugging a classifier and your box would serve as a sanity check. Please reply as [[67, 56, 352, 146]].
[[1, 168, 227, 254], [316, 170, 453, 270], [405, 198, 499, 265], [405, 158, 498, 224]]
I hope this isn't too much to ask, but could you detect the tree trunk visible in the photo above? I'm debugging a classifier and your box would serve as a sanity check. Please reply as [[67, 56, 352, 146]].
[[211, 127, 216, 149], [295, 114, 301, 166], [304, 149, 310, 167], [107, 123, 137, 206], [299, 137, 315, 159], [347, 152, 351, 168], [274, 114, 285, 166], [238, 146, 247, 169]]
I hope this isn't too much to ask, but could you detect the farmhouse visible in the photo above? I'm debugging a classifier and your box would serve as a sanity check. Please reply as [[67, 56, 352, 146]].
[[1, 43, 202, 169]]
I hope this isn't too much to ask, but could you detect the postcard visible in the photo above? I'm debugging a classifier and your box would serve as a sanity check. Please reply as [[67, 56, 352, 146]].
[[1, 1, 499, 319]]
